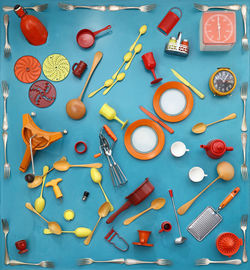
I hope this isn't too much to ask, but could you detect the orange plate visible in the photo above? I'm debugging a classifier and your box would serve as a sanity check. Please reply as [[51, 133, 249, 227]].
[[153, 81, 193, 122], [124, 119, 165, 160]]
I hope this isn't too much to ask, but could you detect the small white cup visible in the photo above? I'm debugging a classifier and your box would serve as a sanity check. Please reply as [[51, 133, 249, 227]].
[[189, 167, 207, 183], [170, 141, 189, 157]]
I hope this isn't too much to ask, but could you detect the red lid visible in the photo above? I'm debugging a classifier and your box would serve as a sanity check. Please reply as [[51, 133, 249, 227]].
[[211, 140, 226, 155]]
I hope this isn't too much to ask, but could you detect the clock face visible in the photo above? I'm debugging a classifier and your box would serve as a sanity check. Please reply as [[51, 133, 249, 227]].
[[203, 12, 236, 44], [213, 70, 236, 94]]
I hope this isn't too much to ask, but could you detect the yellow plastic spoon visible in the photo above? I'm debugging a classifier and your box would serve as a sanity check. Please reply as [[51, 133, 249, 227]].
[[125, 44, 142, 70], [88, 79, 114, 98], [34, 166, 49, 213], [112, 52, 132, 80], [43, 227, 91, 238], [90, 168, 114, 211], [103, 73, 125, 95], [130, 25, 147, 52]]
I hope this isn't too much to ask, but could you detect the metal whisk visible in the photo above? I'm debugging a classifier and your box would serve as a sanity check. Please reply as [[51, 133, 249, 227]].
[[96, 126, 127, 187]]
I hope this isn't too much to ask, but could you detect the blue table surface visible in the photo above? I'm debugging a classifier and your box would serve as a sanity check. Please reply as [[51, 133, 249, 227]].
[[0, 0, 249, 269]]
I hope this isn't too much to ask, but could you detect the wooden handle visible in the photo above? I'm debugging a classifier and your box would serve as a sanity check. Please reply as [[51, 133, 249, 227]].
[[123, 207, 151, 225], [177, 177, 220, 215], [78, 51, 103, 100], [219, 187, 240, 209], [71, 163, 103, 168], [189, 85, 205, 99], [25, 202, 48, 223], [84, 217, 101, 245], [207, 113, 237, 126]]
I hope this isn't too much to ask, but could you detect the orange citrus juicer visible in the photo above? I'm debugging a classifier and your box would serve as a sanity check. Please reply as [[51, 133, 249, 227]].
[[20, 113, 67, 173]]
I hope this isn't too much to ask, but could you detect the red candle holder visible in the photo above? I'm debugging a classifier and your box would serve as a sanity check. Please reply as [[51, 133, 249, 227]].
[[142, 52, 162, 85], [15, 240, 28, 254]]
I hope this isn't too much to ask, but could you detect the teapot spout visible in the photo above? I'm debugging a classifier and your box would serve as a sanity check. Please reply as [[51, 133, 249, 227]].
[[200, 144, 208, 149], [226, 147, 234, 151]]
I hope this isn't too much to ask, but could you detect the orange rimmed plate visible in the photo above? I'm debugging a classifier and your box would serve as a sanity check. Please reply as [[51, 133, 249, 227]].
[[153, 81, 193, 122], [124, 119, 165, 160]]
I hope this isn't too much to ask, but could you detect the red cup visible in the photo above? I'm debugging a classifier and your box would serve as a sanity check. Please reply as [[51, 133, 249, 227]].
[[72, 61, 87, 78], [159, 221, 172, 233], [158, 7, 182, 36], [142, 52, 162, 85]]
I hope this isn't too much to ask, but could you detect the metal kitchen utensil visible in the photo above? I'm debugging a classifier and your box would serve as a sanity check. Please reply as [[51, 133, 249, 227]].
[[3, 14, 11, 58], [78, 258, 125, 265], [3, 4, 48, 12], [241, 133, 248, 180], [3, 131, 10, 179], [241, 82, 248, 131], [9, 260, 54, 268], [195, 258, 241, 265], [58, 2, 106, 11], [95, 125, 127, 187], [1, 219, 10, 264], [104, 228, 129, 252], [241, 214, 248, 262], [194, 3, 241, 12], [188, 187, 240, 241], [2, 81, 9, 131], [169, 189, 187, 244], [108, 4, 156, 12], [125, 259, 172, 266], [241, 5, 249, 51]]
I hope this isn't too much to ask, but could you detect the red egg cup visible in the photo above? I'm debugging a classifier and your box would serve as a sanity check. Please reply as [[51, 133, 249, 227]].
[[133, 230, 154, 247], [15, 240, 28, 254], [142, 52, 162, 85]]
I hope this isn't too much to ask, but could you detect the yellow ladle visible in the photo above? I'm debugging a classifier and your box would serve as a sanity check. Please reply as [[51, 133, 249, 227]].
[[112, 52, 132, 80], [90, 168, 114, 211], [88, 79, 114, 98], [125, 44, 142, 70], [43, 227, 91, 238], [130, 25, 147, 52], [103, 73, 125, 95], [34, 166, 49, 213]]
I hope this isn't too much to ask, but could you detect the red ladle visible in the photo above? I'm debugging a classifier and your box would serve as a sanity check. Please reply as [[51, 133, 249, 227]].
[[77, 25, 111, 48]]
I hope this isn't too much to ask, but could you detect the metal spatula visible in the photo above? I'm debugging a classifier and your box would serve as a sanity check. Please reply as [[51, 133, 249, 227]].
[[188, 187, 240, 241]]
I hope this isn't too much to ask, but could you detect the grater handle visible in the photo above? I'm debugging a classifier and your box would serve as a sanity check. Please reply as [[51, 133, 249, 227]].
[[219, 187, 240, 210]]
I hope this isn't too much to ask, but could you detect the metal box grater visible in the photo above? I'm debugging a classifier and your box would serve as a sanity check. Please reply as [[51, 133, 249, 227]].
[[187, 206, 222, 241]]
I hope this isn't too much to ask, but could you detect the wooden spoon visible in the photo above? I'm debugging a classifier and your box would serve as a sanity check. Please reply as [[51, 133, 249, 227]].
[[192, 113, 237, 134], [177, 161, 234, 215], [84, 202, 111, 245], [66, 51, 103, 120], [123, 198, 166, 225], [53, 160, 102, 171], [25, 202, 62, 235]]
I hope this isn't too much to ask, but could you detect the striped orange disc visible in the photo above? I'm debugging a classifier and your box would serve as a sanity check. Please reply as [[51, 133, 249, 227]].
[[14, 56, 42, 83]]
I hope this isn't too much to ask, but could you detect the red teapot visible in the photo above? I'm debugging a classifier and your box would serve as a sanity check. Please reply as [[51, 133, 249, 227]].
[[14, 5, 48, 46], [200, 139, 233, 159]]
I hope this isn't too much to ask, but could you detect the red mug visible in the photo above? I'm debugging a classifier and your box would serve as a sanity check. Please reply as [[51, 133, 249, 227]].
[[159, 221, 172, 233], [158, 7, 182, 36], [72, 61, 87, 78]]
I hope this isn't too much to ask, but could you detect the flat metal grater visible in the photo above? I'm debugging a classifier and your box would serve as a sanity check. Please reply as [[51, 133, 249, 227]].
[[187, 207, 222, 241]]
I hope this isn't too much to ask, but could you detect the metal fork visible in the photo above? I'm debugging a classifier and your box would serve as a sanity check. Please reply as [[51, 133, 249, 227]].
[[3, 131, 10, 179], [3, 14, 11, 58], [241, 82, 248, 131], [108, 4, 156, 12], [9, 260, 54, 268], [194, 3, 241, 12], [58, 2, 106, 11], [2, 81, 9, 131], [2, 4, 48, 12], [241, 5, 249, 51], [241, 133, 248, 180], [196, 258, 241, 265], [241, 215, 248, 263], [1, 219, 10, 265]]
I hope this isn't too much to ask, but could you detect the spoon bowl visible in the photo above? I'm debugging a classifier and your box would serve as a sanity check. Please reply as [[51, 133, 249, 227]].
[[151, 198, 166, 210], [66, 99, 86, 120], [192, 123, 207, 134], [217, 161, 235, 181], [98, 201, 111, 217], [48, 221, 62, 235], [175, 236, 187, 245]]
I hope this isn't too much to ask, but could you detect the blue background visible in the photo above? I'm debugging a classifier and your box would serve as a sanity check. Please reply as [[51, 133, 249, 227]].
[[0, 0, 249, 269]]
